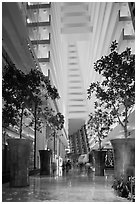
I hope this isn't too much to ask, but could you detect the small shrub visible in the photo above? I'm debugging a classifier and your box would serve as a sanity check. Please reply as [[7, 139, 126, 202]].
[[112, 176, 135, 201]]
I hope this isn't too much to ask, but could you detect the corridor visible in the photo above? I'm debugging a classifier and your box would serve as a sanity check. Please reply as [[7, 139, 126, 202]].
[[2, 169, 128, 202], [2, 2, 135, 203]]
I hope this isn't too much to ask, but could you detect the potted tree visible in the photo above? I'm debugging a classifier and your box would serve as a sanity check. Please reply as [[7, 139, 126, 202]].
[[26, 68, 60, 170], [87, 41, 135, 180], [47, 112, 65, 176], [87, 106, 113, 176], [2, 63, 32, 187]]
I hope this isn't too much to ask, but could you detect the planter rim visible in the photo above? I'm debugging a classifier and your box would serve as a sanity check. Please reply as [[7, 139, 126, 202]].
[[92, 149, 107, 152], [110, 138, 135, 142], [7, 138, 33, 145], [7, 138, 30, 140]]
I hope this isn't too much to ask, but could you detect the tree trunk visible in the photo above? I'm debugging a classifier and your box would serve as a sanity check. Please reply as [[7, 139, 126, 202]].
[[98, 137, 102, 150], [53, 131, 56, 159], [124, 102, 128, 139], [124, 126, 128, 139], [34, 104, 37, 169], [19, 106, 24, 139]]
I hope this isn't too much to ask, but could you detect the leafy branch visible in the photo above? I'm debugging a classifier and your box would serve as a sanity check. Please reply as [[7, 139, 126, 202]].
[[87, 107, 113, 150], [87, 41, 135, 139]]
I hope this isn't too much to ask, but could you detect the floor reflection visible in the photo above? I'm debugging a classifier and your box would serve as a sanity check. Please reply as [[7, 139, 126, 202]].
[[2, 169, 129, 202]]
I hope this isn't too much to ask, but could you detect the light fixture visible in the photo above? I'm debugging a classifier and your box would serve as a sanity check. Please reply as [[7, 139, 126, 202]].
[[27, 18, 31, 24]]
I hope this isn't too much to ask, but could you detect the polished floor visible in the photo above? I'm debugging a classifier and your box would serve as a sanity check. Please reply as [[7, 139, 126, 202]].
[[2, 169, 129, 202]]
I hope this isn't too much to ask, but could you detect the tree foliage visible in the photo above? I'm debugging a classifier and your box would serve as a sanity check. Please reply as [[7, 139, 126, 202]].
[[48, 112, 64, 132], [87, 41, 135, 139], [87, 107, 113, 150], [25, 68, 60, 132], [2, 64, 29, 137], [2, 64, 61, 138]]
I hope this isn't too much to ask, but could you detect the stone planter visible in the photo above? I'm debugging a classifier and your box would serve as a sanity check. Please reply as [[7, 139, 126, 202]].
[[111, 138, 135, 179], [93, 150, 106, 176], [7, 138, 32, 187], [39, 150, 52, 175]]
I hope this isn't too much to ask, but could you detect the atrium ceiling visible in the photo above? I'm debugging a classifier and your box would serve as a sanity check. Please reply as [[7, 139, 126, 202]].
[[2, 2, 135, 138], [53, 2, 135, 136]]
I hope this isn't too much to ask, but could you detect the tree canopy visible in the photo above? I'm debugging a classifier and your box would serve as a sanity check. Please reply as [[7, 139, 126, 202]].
[[87, 41, 135, 138], [2, 64, 62, 137], [87, 107, 113, 150]]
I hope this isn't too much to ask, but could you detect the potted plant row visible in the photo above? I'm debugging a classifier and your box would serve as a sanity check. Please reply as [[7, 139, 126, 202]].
[[39, 112, 64, 176], [2, 63, 62, 186], [87, 41, 135, 190]]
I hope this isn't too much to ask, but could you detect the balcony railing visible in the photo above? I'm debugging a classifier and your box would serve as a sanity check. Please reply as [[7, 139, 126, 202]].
[[27, 20, 50, 27], [27, 3, 51, 10], [31, 34, 50, 45], [38, 52, 50, 63]]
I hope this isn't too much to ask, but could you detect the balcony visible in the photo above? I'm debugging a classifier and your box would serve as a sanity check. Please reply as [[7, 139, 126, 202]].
[[27, 20, 51, 27], [119, 10, 131, 22], [31, 34, 50, 45], [38, 52, 50, 63], [122, 28, 135, 40], [27, 3, 51, 10]]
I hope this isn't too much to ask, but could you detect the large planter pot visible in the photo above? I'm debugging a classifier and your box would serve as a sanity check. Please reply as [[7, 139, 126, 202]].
[[39, 150, 52, 175], [7, 138, 32, 187], [93, 150, 106, 176], [111, 138, 135, 179]]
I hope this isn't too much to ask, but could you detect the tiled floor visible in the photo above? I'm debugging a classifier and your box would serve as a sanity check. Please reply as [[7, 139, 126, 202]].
[[2, 169, 129, 202]]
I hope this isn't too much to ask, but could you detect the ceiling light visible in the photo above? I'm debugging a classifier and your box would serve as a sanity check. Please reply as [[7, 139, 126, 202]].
[[27, 18, 31, 24]]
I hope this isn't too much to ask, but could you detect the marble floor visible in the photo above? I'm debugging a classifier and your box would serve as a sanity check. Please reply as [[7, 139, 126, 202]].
[[2, 169, 129, 202]]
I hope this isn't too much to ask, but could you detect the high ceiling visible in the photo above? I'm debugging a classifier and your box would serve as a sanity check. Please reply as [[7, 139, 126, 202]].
[[53, 2, 135, 136], [59, 2, 94, 135], [2, 2, 135, 138]]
